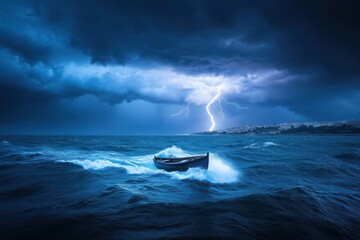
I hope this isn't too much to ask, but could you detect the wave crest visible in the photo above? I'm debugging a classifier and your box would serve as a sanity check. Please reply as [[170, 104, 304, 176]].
[[155, 145, 190, 158], [57, 146, 239, 184], [244, 141, 279, 149]]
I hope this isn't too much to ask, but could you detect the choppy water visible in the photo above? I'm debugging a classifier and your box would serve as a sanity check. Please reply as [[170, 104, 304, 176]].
[[0, 135, 359, 239]]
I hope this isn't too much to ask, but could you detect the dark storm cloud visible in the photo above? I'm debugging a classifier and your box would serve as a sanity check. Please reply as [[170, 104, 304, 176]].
[[0, 0, 360, 133], [0, 27, 50, 64], [4, 0, 360, 77], [34, 0, 272, 73], [30, 0, 360, 78]]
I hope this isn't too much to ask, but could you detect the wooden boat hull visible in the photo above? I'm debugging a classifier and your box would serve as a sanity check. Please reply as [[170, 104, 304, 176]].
[[153, 153, 209, 172]]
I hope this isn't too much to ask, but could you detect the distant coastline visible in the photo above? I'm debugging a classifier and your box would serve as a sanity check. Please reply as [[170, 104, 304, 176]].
[[198, 120, 360, 135]]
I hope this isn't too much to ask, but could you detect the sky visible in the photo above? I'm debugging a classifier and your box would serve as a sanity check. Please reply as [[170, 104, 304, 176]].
[[0, 0, 360, 134]]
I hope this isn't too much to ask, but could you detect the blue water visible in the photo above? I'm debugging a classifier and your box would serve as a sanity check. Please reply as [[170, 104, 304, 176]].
[[0, 135, 359, 239]]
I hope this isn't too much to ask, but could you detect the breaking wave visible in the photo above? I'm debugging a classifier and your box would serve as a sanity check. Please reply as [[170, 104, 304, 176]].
[[58, 146, 239, 184], [244, 141, 279, 149], [156, 145, 191, 158], [1, 140, 11, 145]]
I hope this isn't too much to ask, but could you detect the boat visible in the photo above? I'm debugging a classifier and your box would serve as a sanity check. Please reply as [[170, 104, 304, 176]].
[[153, 153, 209, 172]]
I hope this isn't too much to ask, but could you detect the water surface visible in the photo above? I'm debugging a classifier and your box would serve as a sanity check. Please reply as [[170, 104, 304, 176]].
[[0, 135, 359, 239]]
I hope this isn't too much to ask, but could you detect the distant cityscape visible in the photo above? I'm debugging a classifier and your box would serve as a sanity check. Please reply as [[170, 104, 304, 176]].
[[199, 120, 360, 135]]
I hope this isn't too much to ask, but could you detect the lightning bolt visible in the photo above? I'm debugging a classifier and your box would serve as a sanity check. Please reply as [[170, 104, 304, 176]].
[[217, 97, 224, 120], [222, 96, 248, 110], [206, 83, 224, 131], [170, 101, 193, 117], [171, 83, 246, 132]]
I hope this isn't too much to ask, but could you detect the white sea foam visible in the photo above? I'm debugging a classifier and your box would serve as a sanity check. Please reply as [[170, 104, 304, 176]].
[[59, 159, 122, 170], [167, 154, 239, 183], [1, 140, 11, 145], [263, 142, 279, 147], [156, 145, 190, 158], [243, 143, 259, 149], [206, 154, 239, 183], [244, 141, 279, 149], [58, 146, 239, 184]]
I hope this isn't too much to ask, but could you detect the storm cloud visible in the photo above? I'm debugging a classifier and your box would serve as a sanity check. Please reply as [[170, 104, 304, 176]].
[[0, 0, 359, 133]]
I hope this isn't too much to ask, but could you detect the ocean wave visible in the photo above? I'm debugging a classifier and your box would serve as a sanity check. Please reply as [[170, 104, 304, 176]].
[[57, 146, 239, 184], [333, 152, 360, 162], [243, 141, 279, 149], [0, 152, 45, 162], [1, 140, 11, 145], [243, 143, 258, 149], [58, 159, 122, 170], [263, 141, 279, 147], [0, 185, 43, 200], [155, 145, 191, 158]]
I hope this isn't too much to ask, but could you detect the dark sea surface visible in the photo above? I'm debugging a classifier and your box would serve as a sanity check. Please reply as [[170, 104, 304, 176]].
[[0, 135, 359, 239]]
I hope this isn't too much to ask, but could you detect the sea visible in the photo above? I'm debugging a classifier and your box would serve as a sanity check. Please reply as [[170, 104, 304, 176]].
[[0, 135, 359, 239]]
